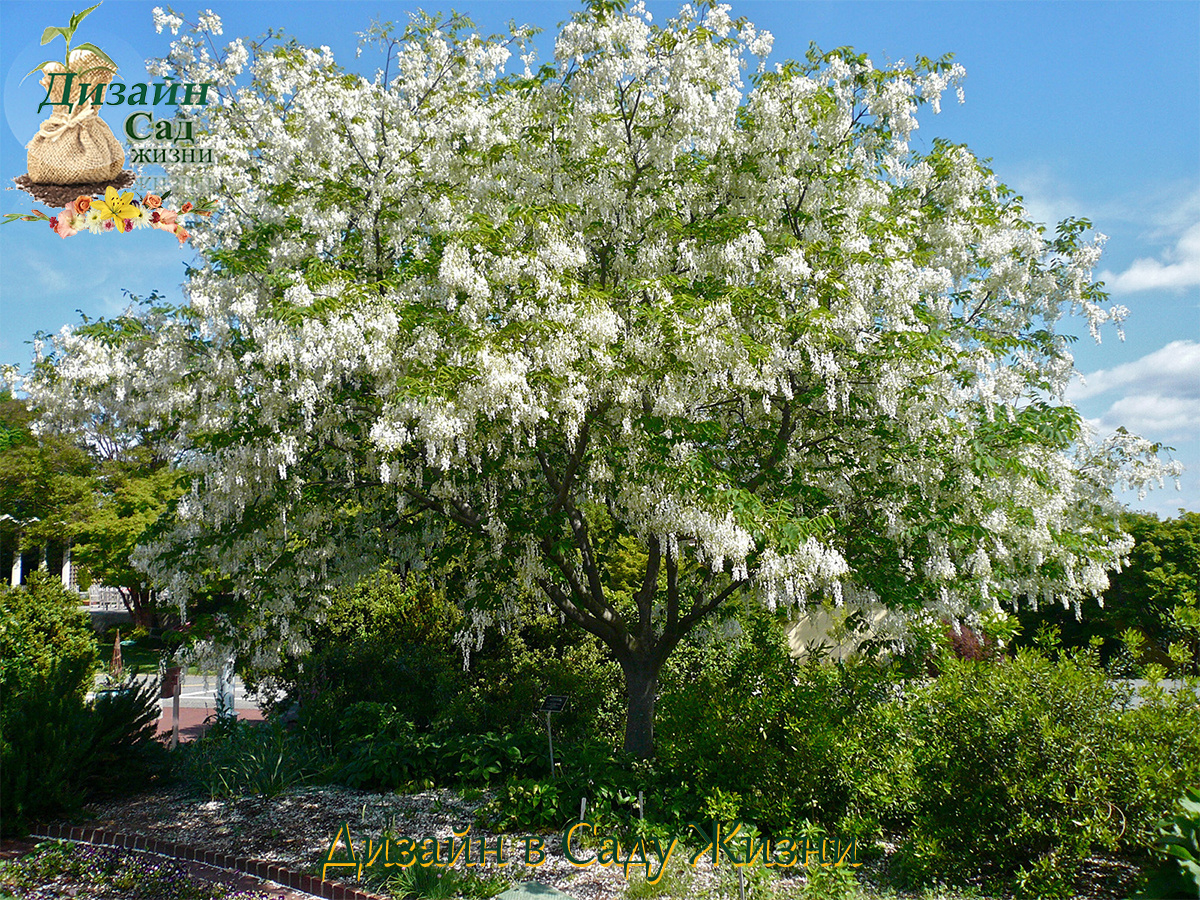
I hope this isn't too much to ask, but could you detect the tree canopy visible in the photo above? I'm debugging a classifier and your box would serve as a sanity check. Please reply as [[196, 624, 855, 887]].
[[1017, 511, 1200, 674], [26, 2, 1179, 755], [0, 390, 180, 625], [1, 391, 94, 557]]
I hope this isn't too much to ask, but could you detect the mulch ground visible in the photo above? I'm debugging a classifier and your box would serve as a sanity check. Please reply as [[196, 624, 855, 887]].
[[12, 171, 136, 208]]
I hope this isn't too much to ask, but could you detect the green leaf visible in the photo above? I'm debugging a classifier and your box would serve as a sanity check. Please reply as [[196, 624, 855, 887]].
[[41, 26, 72, 46], [69, 3, 103, 33], [1164, 843, 1198, 863], [21, 61, 62, 81], [72, 42, 118, 72], [3, 211, 52, 224]]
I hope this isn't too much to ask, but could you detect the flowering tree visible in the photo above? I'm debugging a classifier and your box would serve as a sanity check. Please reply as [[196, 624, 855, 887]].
[[29, 2, 1178, 756]]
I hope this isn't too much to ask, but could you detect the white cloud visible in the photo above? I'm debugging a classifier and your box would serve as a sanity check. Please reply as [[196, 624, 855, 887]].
[[1068, 340, 1200, 403], [22, 253, 73, 294], [1100, 395, 1200, 439], [1007, 173, 1200, 292], [1099, 223, 1200, 293], [1008, 166, 1087, 231], [1136, 185, 1200, 242], [1071, 342, 1199, 513]]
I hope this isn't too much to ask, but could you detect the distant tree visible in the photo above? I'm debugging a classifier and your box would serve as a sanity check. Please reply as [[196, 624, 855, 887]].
[[1020, 512, 1199, 673], [69, 447, 183, 628], [0, 390, 94, 568], [0, 391, 180, 626]]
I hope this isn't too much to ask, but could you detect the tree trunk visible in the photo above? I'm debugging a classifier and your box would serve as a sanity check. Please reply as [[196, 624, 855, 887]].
[[128, 588, 159, 630], [621, 653, 661, 760]]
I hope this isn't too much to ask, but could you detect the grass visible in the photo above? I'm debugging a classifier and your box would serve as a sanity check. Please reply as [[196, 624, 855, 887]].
[[93, 631, 214, 676], [624, 846, 694, 899], [365, 864, 510, 900]]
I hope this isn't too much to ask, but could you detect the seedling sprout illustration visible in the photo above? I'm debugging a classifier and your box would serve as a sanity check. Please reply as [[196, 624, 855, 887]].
[[24, 4, 119, 82]]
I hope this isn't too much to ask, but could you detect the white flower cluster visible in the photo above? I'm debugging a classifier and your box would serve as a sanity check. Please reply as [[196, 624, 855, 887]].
[[23, 3, 1181, 665], [152, 6, 183, 35]]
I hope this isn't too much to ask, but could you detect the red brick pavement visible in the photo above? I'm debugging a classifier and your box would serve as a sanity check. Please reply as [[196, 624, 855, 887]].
[[156, 702, 264, 742]]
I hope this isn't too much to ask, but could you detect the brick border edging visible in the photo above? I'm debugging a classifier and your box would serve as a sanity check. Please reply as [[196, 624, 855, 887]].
[[29, 823, 387, 900]]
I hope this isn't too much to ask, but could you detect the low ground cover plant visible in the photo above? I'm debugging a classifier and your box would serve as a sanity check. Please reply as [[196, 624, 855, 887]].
[[0, 840, 273, 900]]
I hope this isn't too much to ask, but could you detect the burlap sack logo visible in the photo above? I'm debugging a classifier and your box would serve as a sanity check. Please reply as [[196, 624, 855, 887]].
[[5, 3, 213, 242], [16, 4, 131, 203]]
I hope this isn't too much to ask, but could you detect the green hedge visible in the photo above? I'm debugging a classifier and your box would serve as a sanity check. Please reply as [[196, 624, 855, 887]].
[[1, 573, 99, 830]]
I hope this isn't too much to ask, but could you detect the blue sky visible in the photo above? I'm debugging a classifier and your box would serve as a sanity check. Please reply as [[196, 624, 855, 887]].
[[1, 0, 1197, 516]]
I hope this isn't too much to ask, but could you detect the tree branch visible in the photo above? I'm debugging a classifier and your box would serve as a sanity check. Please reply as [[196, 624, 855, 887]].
[[636, 535, 662, 643], [676, 576, 747, 635]]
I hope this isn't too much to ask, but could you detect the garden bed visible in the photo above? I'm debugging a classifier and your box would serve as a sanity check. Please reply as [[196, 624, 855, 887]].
[[0, 838, 285, 900], [17, 785, 1147, 900]]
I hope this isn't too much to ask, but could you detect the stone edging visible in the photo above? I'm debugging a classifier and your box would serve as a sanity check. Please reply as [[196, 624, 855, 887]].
[[30, 823, 387, 900]]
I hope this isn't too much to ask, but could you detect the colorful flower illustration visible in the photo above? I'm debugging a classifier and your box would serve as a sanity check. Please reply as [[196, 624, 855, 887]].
[[52, 208, 79, 238], [4, 189, 213, 243], [91, 186, 137, 224]]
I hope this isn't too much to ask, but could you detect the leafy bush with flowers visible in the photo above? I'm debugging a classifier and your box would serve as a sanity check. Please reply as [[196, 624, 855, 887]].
[[3, 186, 213, 243]]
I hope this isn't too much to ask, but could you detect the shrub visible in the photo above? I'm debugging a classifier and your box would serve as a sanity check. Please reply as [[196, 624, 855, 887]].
[[334, 705, 438, 790], [1135, 785, 1200, 900], [180, 718, 331, 800], [893, 645, 1124, 887], [654, 605, 901, 836], [335, 706, 546, 792], [250, 569, 628, 796], [252, 571, 465, 740], [477, 738, 643, 833], [486, 777, 566, 831], [86, 676, 171, 797], [437, 616, 624, 748], [0, 656, 96, 831], [0, 573, 99, 831], [1, 576, 179, 831], [0, 571, 97, 694], [1106, 668, 1200, 850]]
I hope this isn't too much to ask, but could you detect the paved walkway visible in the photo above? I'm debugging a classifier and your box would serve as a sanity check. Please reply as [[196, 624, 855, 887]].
[[90, 672, 265, 742], [156, 694, 265, 742]]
